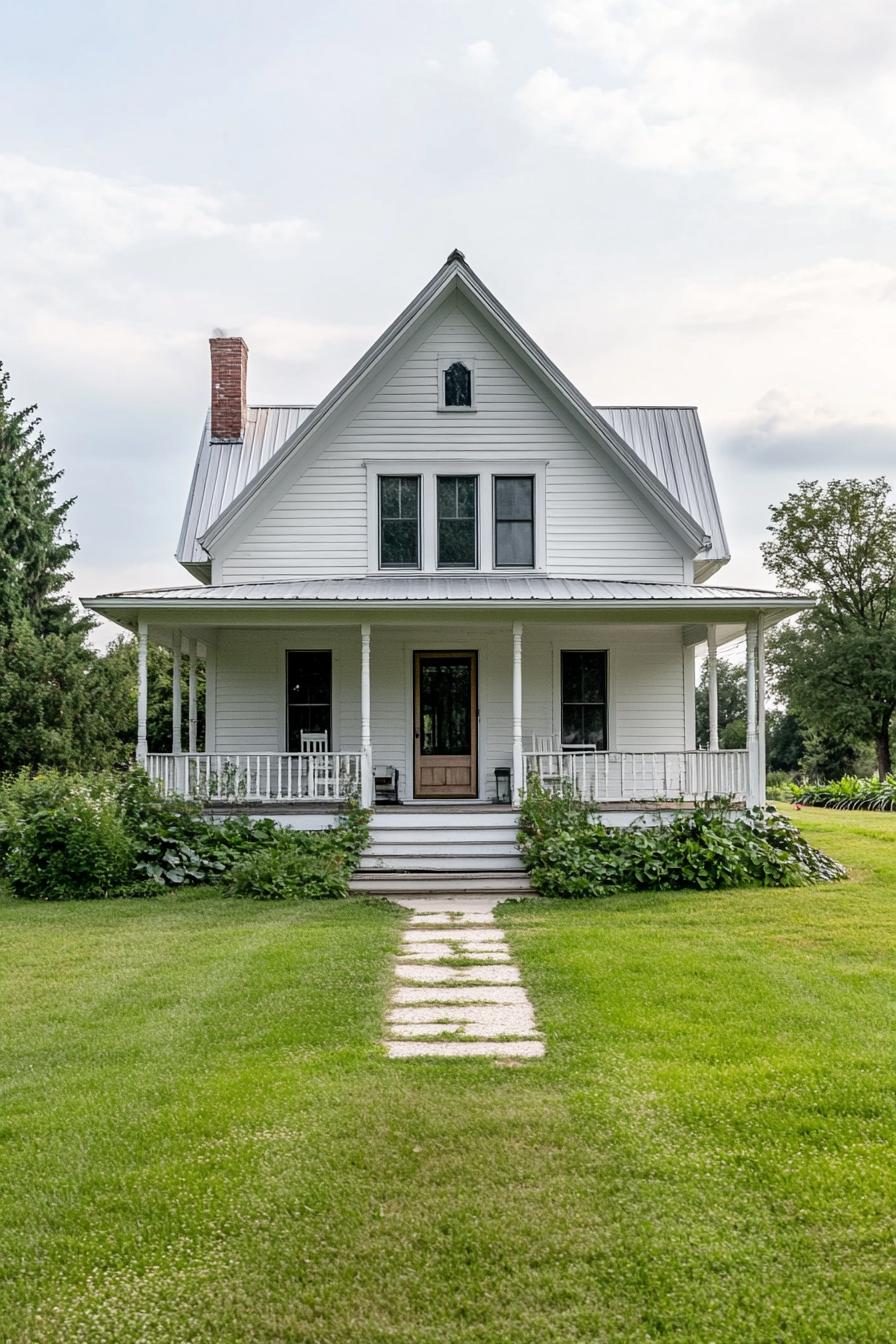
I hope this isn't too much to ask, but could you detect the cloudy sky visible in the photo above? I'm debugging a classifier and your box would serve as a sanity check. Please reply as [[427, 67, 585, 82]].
[[3, 0, 894, 643]]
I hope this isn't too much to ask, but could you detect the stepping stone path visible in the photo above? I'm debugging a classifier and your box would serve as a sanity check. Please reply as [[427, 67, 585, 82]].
[[384, 897, 544, 1059]]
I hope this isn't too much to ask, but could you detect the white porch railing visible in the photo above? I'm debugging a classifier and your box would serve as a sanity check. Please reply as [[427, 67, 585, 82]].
[[145, 752, 362, 803], [522, 750, 750, 803]]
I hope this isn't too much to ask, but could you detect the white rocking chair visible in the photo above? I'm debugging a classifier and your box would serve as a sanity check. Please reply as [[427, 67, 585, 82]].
[[300, 732, 331, 798]]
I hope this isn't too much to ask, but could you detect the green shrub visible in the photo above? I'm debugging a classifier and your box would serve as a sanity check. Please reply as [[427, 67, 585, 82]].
[[790, 774, 896, 811], [227, 805, 370, 901], [0, 770, 137, 900], [518, 780, 844, 898], [115, 769, 283, 886], [766, 770, 798, 801]]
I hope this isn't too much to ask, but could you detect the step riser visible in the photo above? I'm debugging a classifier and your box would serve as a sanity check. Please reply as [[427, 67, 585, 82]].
[[369, 829, 519, 846], [360, 860, 525, 873], [367, 842, 521, 856], [352, 878, 533, 894], [371, 813, 518, 830]]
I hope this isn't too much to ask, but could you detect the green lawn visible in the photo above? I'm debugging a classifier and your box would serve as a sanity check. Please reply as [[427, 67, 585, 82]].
[[1, 807, 894, 1343]]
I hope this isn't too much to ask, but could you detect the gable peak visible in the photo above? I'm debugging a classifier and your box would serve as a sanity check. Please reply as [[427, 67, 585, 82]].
[[446, 247, 466, 265]]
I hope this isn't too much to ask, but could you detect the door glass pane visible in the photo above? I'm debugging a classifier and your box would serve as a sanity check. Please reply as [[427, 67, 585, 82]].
[[438, 475, 477, 567], [286, 651, 332, 750], [560, 651, 607, 748], [420, 658, 471, 755], [379, 476, 419, 567]]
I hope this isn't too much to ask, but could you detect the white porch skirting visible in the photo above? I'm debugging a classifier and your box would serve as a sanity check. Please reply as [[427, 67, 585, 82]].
[[146, 752, 362, 803], [523, 749, 750, 804]]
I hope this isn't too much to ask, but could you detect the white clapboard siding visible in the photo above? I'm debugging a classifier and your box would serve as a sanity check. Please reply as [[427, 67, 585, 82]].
[[218, 298, 686, 584], [211, 621, 687, 802]]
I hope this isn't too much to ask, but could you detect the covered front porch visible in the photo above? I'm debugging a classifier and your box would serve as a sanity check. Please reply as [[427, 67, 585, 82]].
[[104, 595, 787, 814]]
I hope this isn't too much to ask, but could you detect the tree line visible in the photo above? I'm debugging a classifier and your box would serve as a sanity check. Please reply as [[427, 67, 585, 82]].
[[2, 360, 895, 780]]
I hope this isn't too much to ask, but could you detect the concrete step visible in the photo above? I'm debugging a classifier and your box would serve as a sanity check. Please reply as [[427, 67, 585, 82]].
[[368, 828, 519, 846], [351, 871, 534, 896], [359, 856, 525, 873], [371, 809, 518, 829]]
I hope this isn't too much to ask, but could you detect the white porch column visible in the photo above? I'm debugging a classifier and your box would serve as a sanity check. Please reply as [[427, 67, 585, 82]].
[[757, 617, 766, 806], [745, 618, 760, 807], [360, 623, 373, 808], [136, 619, 148, 766], [707, 624, 719, 751], [512, 621, 524, 806], [171, 643, 182, 755], [187, 639, 198, 754]]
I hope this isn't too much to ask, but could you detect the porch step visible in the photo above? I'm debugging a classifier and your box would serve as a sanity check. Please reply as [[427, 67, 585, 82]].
[[363, 810, 525, 875], [351, 871, 534, 897]]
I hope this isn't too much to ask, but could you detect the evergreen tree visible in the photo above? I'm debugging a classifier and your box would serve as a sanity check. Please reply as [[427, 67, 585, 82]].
[[0, 363, 110, 772]]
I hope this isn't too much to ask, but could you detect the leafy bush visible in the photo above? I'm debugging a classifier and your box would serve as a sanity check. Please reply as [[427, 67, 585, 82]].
[[0, 767, 369, 900], [789, 774, 896, 811], [227, 805, 370, 900], [0, 770, 137, 900], [765, 770, 798, 801], [115, 768, 282, 886], [518, 780, 845, 898]]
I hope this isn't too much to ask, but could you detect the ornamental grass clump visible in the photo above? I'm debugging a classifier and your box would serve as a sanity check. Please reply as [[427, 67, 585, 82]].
[[789, 774, 896, 811], [0, 770, 136, 900], [518, 779, 844, 899]]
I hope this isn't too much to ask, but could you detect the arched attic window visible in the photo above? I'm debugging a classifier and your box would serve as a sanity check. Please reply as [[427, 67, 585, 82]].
[[438, 356, 476, 411]]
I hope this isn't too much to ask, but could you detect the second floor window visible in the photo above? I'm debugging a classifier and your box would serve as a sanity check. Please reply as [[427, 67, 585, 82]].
[[494, 476, 535, 567], [437, 475, 477, 567], [379, 475, 420, 568]]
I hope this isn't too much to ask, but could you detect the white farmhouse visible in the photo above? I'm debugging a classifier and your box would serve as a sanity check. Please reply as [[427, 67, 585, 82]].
[[85, 251, 809, 884]]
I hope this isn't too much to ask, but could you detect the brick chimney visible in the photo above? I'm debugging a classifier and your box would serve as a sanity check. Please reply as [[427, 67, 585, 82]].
[[209, 335, 248, 439]]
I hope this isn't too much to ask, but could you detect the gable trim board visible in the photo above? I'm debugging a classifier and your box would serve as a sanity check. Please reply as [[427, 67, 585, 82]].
[[197, 256, 711, 570]]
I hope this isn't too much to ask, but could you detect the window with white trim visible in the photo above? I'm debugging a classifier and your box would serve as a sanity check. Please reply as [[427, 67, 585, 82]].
[[437, 356, 476, 411], [494, 475, 535, 567], [379, 475, 420, 568], [437, 475, 477, 567]]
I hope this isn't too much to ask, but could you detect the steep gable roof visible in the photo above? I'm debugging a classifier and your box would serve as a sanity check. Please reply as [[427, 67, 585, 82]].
[[190, 252, 711, 572], [178, 401, 727, 582]]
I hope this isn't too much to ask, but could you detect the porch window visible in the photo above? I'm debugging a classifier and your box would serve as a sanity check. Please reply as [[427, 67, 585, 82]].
[[494, 476, 534, 567], [561, 650, 607, 748], [286, 650, 332, 750], [379, 475, 420, 568], [437, 475, 477, 567]]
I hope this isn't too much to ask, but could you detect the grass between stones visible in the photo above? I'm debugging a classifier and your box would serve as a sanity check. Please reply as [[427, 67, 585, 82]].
[[0, 805, 894, 1342]]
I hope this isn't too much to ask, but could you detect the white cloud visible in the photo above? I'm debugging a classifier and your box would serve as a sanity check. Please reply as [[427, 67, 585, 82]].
[[0, 152, 315, 272], [244, 317, 378, 363], [466, 39, 498, 70], [518, 0, 896, 211]]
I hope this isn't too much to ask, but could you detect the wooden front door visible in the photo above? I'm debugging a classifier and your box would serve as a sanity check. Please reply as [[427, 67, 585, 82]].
[[413, 651, 478, 798]]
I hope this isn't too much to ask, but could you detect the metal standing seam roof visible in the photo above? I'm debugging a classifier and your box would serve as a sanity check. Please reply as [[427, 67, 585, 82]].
[[176, 406, 314, 570], [87, 576, 809, 607], [176, 403, 728, 573]]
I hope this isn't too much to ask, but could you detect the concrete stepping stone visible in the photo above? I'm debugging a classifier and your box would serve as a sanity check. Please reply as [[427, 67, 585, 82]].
[[388, 1006, 538, 1035], [408, 909, 496, 927], [383, 896, 543, 1059], [394, 961, 521, 984], [393, 985, 530, 1005], [402, 926, 506, 944], [386, 1039, 545, 1059], [397, 942, 510, 963]]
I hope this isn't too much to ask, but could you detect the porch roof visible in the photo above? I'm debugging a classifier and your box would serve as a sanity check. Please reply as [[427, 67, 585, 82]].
[[84, 575, 812, 626]]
